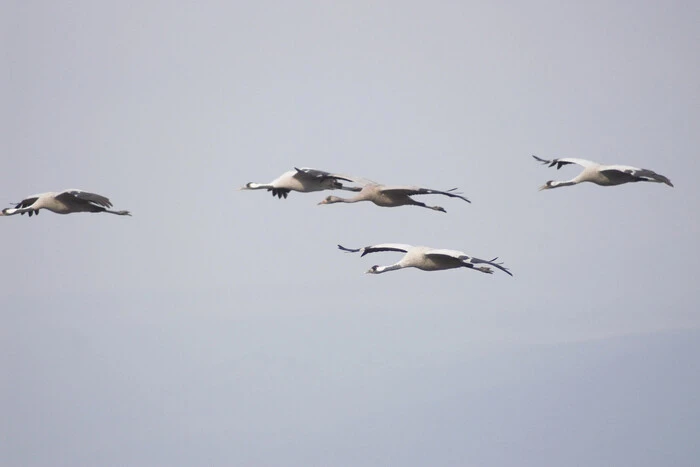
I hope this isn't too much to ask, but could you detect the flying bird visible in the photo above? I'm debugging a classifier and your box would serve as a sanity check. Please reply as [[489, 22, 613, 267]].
[[1, 190, 131, 217], [318, 182, 470, 213], [532, 155, 673, 190], [338, 244, 512, 276], [240, 167, 361, 199]]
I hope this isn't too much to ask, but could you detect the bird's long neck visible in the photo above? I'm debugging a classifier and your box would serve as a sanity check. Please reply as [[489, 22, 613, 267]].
[[375, 263, 403, 273], [2, 206, 35, 216], [243, 182, 272, 190], [330, 194, 364, 204], [550, 179, 578, 189]]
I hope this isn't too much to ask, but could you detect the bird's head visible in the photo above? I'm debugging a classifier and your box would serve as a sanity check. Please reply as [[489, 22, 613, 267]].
[[538, 180, 555, 191], [239, 183, 253, 191], [365, 265, 381, 274]]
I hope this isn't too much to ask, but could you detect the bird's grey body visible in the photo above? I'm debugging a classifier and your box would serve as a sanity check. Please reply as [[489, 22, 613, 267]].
[[533, 155, 673, 190], [338, 244, 512, 276], [319, 183, 470, 213], [2, 190, 131, 217], [240, 167, 361, 199]]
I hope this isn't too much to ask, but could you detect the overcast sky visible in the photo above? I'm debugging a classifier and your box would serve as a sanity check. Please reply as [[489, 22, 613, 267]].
[[2, 1, 699, 466]]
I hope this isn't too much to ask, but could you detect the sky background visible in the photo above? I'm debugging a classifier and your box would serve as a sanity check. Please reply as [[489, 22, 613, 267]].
[[2, 1, 699, 465]]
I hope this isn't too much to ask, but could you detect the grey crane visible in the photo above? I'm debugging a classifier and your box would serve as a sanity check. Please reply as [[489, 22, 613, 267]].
[[318, 181, 470, 213], [2, 189, 131, 217], [240, 167, 361, 199], [533, 155, 673, 190], [338, 244, 512, 276]]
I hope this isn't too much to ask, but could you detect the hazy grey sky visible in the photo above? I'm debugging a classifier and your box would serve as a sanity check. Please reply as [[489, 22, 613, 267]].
[[2, 1, 699, 465]]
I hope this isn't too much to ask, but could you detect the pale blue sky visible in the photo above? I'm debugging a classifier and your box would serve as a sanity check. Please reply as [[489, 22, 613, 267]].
[[2, 1, 699, 465]]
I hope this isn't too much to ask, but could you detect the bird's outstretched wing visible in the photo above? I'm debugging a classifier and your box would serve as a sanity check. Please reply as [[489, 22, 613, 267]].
[[13, 196, 40, 209], [378, 186, 471, 203], [600, 165, 673, 187], [426, 249, 513, 276], [294, 167, 355, 183], [338, 243, 412, 257], [58, 190, 113, 208], [294, 168, 365, 191], [298, 168, 378, 187], [532, 155, 598, 170]]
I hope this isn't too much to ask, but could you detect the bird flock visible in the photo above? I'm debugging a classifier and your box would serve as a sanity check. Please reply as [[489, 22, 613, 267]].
[[3, 156, 673, 277]]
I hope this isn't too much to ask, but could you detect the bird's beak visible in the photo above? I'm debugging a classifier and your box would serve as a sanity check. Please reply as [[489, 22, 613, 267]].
[[538, 184, 548, 191]]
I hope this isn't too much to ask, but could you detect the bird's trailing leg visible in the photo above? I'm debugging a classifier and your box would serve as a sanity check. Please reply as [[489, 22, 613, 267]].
[[412, 200, 446, 213], [104, 209, 131, 216], [462, 263, 493, 274]]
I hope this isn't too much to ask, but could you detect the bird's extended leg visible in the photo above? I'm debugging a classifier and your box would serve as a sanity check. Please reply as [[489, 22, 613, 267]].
[[411, 199, 446, 213], [462, 263, 494, 274], [104, 209, 131, 216]]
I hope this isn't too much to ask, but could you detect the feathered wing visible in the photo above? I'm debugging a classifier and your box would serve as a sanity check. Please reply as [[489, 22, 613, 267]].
[[425, 249, 513, 276], [14, 196, 40, 209], [378, 185, 471, 203], [294, 167, 365, 191], [314, 170, 379, 187], [600, 165, 673, 187], [3, 195, 41, 215], [294, 167, 354, 183], [532, 155, 598, 170], [59, 190, 113, 207], [338, 243, 412, 257]]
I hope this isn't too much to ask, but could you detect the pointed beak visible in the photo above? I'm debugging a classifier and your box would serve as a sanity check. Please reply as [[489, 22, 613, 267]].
[[538, 184, 549, 191]]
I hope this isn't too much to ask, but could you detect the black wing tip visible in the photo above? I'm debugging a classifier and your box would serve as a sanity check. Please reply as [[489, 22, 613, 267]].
[[533, 154, 561, 169], [532, 155, 552, 165]]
